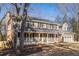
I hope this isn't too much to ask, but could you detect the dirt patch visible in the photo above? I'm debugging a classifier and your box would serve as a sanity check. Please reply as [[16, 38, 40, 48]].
[[1, 43, 79, 56]]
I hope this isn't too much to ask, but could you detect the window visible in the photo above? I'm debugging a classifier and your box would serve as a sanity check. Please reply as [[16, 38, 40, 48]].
[[40, 23, 44, 28], [24, 33, 27, 38], [52, 34, 54, 37], [50, 25, 52, 29], [38, 23, 40, 28], [43, 24, 46, 28], [33, 22, 38, 28], [18, 32, 27, 38], [32, 22, 34, 27], [52, 25, 54, 29], [46, 24, 50, 29], [56, 34, 58, 38], [18, 32, 20, 37], [53, 25, 57, 30]]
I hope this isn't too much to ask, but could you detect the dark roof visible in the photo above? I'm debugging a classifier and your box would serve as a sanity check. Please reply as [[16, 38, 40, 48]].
[[28, 16, 62, 26], [24, 27, 73, 34], [29, 17, 51, 22]]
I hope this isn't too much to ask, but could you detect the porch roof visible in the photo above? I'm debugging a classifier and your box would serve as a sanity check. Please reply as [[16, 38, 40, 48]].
[[23, 28, 73, 34]]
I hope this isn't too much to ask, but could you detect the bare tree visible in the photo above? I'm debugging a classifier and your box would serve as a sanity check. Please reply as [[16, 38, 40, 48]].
[[0, 3, 30, 49], [19, 3, 29, 48], [58, 3, 79, 41], [55, 15, 62, 23], [10, 3, 30, 49]]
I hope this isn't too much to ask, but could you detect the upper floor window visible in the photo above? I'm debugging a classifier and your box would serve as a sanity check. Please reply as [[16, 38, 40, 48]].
[[52, 25, 54, 29], [33, 22, 38, 28], [40, 23, 44, 28], [53, 25, 57, 30], [46, 24, 51, 29], [43, 24, 46, 28], [49, 24, 52, 29]]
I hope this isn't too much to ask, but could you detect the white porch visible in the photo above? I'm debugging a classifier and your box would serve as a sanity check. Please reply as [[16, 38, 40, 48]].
[[19, 32, 62, 45]]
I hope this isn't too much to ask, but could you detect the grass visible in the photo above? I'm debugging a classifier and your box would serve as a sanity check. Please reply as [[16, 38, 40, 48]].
[[70, 43, 79, 48]]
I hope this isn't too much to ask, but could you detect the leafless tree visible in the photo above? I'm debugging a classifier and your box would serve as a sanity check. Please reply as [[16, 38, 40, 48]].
[[0, 3, 30, 49], [58, 3, 79, 41]]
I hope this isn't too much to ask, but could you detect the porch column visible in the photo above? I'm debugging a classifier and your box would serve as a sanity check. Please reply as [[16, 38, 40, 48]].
[[39, 33, 40, 42], [33, 33, 34, 41], [54, 34, 56, 42], [47, 33, 48, 43], [57, 34, 59, 42], [29, 33, 30, 43], [42, 33, 43, 43]]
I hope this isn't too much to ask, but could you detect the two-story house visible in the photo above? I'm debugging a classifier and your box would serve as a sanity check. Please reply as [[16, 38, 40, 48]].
[[1, 12, 75, 46], [17, 16, 75, 45]]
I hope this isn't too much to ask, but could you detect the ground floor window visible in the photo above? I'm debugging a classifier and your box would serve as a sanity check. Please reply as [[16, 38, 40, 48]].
[[18, 32, 20, 37]]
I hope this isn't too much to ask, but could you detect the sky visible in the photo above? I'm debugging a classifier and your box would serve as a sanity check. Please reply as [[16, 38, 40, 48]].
[[0, 3, 64, 21], [28, 3, 61, 21]]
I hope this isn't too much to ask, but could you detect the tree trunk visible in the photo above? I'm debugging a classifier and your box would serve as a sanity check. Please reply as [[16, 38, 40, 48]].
[[19, 3, 29, 49], [19, 16, 27, 48], [13, 23, 18, 49]]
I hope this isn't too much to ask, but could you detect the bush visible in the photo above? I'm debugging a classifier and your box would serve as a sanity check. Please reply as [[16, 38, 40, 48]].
[[0, 33, 6, 41]]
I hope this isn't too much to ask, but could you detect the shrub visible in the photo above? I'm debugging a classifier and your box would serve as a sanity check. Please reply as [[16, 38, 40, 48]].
[[0, 33, 6, 41]]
